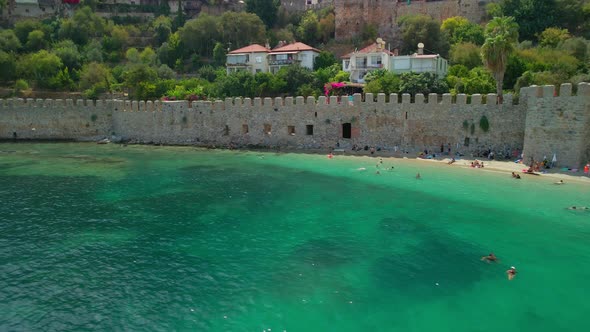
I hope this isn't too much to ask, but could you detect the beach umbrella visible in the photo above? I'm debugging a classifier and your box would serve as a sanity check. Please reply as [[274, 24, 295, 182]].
[[551, 153, 557, 168]]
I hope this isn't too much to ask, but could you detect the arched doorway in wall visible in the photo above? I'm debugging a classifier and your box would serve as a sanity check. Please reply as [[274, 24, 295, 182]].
[[342, 123, 352, 139]]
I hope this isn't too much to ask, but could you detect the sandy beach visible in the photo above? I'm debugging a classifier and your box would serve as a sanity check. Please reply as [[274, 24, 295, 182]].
[[285, 147, 590, 184]]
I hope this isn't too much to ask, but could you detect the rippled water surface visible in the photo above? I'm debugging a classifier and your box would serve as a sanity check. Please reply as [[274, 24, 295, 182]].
[[1, 143, 589, 331]]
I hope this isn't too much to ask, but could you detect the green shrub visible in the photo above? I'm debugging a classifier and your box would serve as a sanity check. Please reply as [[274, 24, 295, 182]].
[[479, 115, 490, 132]]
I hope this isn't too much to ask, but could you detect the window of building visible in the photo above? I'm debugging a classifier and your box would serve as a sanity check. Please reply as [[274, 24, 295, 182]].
[[256, 69, 261, 73], [344, 60, 350, 69], [371, 56, 382, 66], [223, 125, 230, 136], [242, 124, 249, 134], [264, 124, 272, 135], [256, 56, 262, 63], [288, 126, 295, 135], [306, 125, 314, 135], [464, 137, 470, 147], [342, 123, 351, 139]]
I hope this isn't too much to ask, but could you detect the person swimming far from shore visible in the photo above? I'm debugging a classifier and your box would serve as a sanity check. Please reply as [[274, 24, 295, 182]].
[[481, 253, 499, 263], [568, 206, 589, 210], [506, 266, 518, 280], [416, 172, 421, 179], [554, 179, 564, 185]]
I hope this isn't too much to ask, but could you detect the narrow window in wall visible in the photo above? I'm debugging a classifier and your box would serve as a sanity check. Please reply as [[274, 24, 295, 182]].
[[223, 125, 230, 136], [314, 112, 317, 118], [264, 124, 272, 135], [405, 112, 408, 120], [306, 125, 314, 135], [288, 126, 296, 136], [342, 123, 352, 139], [242, 124, 249, 134], [464, 137, 470, 147]]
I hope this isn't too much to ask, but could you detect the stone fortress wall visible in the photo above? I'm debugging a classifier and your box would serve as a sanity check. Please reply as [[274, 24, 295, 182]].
[[335, 0, 496, 40], [0, 83, 589, 168]]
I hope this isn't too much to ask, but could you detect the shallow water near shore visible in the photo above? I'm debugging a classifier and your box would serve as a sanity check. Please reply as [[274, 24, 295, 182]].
[[1, 143, 589, 332]]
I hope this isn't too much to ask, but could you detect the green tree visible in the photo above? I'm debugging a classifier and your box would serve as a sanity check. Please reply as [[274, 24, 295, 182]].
[[481, 16, 519, 102], [364, 71, 402, 95], [126, 48, 141, 64], [399, 15, 450, 57], [0, 50, 16, 82], [79, 62, 114, 92], [212, 42, 226, 66], [140, 47, 157, 65], [245, 0, 279, 28], [152, 15, 172, 45], [559, 37, 588, 62], [297, 11, 320, 45], [122, 64, 158, 99], [25, 30, 47, 52], [276, 65, 315, 96], [398, 72, 448, 95], [179, 14, 221, 57], [450, 42, 482, 69], [53, 40, 82, 70], [314, 51, 337, 70], [0, 30, 22, 53], [554, 0, 589, 37], [495, 0, 556, 42], [14, 19, 42, 45], [84, 40, 104, 63], [441, 16, 485, 45], [102, 25, 130, 53], [157, 64, 176, 79], [17, 50, 63, 88], [58, 6, 106, 45], [538, 27, 570, 48], [219, 11, 266, 50]]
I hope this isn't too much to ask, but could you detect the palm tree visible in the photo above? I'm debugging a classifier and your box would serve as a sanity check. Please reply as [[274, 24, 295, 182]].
[[481, 16, 519, 103]]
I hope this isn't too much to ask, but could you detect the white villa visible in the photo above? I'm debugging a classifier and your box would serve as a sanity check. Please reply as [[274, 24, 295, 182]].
[[226, 44, 271, 75], [226, 42, 320, 74], [342, 40, 448, 83], [341, 39, 395, 84]]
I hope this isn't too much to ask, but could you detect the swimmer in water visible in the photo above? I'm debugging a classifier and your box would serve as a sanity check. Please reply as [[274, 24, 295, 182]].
[[357, 167, 367, 171], [568, 206, 589, 210], [554, 180, 564, 185], [506, 266, 517, 280], [416, 173, 421, 179], [481, 253, 498, 263]]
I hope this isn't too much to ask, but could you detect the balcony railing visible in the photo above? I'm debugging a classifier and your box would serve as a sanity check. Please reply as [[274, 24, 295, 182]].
[[226, 63, 251, 67], [353, 63, 383, 69], [269, 59, 301, 66]]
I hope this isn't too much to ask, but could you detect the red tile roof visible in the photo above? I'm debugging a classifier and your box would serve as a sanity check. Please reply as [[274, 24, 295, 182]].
[[271, 42, 320, 53], [228, 44, 270, 54], [341, 43, 395, 58]]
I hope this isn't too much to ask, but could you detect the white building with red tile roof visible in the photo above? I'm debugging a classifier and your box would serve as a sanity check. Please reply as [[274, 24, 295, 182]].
[[341, 39, 395, 83], [226, 44, 271, 74], [342, 40, 448, 83], [268, 42, 320, 73]]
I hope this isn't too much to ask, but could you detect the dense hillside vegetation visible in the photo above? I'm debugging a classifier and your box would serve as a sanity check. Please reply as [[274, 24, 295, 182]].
[[0, 0, 588, 100]]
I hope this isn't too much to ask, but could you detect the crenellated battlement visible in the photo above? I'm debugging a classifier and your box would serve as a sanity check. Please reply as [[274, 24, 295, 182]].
[[1, 82, 589, 168]]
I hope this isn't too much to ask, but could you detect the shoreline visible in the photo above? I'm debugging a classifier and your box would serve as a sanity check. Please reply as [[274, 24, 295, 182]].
[[2, 140, 590, 183]]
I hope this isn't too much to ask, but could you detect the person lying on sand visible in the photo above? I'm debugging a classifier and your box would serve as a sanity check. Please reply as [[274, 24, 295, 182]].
[[481, 253, 498, 263]]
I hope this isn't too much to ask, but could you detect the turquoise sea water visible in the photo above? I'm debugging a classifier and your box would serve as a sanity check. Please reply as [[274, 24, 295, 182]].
[[1, 143, 589, 332]]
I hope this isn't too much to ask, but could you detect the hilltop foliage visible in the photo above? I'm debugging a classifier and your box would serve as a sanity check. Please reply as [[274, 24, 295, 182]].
[[0, 0, 588, 100]]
